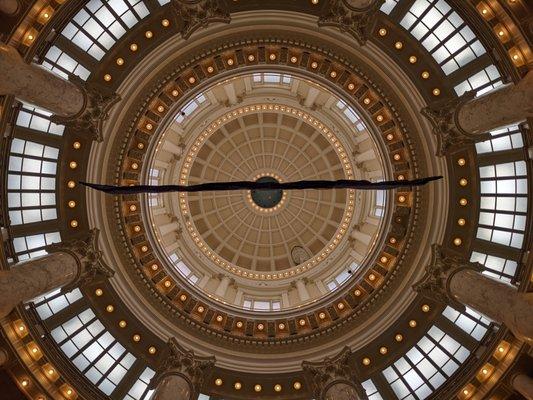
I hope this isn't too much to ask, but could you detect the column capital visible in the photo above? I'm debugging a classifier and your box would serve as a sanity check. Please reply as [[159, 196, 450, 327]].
[[317, 0, 384, 46], [302, 347, 366, 399], [413, 244, 482, 309], [50, 78, 120, 142], [421, 91, 489, 156], [151, 337, 215, 395], [46, 229, 114, 290], [171, 0, 231, 40]]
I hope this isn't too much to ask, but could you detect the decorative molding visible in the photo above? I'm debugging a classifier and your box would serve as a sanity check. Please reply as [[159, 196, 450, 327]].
[[420, 91, 490, 156], [51, 78, 120, 142], [317, 0, 384, 46], [302, 346, 367, 399], [171, 0, 231, 40], [412, 244, 483, 310], [46, 229, 115, 290]]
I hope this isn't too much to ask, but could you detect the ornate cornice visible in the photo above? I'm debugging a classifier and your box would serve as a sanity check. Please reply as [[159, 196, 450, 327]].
[[171, 0, 231, 39]]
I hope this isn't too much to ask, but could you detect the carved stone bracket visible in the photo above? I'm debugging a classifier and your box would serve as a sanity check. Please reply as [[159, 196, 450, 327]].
[[150, 337, 216, 395], [302, 347, 367, 399], [46, 229, 115, 291], [318, 0, 384, 46], [420, 91, 490, 156], [171, 0, 231, 39], [50, 77, 120, 142], [412, 244, 483, 310]]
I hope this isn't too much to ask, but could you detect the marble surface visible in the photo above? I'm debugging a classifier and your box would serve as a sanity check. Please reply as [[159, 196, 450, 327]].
[[458, 71, 533, 134], [0, 44, 84, 116], [152, 375, 192, 400], [0, 252, 78, 317], [449, 268, 533, 345]]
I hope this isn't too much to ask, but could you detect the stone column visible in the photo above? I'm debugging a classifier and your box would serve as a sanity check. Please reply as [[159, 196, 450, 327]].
[[512, 374, 533, 400], [303, 347, 367, 400], [0, 44, 119, 140], [214, 275, 232, 297], [422, 71, 533, 156], [0, 230, 113, 318], [414, 245, 533, 345], [0, 0, 19, 15], [458, 71, 533, 134], [150, 338, 215, 400], [295, 279, 310, 302]]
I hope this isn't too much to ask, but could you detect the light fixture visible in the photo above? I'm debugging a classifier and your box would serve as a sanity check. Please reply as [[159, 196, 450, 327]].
[[129, 204, 137, 212], [362, 357, 371, 365], [68, 200, 76, 208], [422, 304, 430, 312], [378, 28, 387, 36], [421, 71, 430, 79], [274, 384, 282, 392], [236, 321, 243, 328], [73, 141, 81, 149], [227, 58, 234, 65], [104, 74, 112, 82], [69, 161, 77, 169], [290, 56, 298, 63], [457, 158, 466, 166], [298, 319, 306, 326], [269, 53, 276, 60], [432, 88, 441, 96], [453, 238, 462, 246], [216, 315, 223, 322], [106, 305, 114, 312], [394, 41, 403, 49], [197, 306, 204, 313], [293, 382, 302, 390], [409, 55, 417, 63], [133, 225, 141, 232], [119, 320, 127, 328], [458, 218, 466, 226], [459, 198, 468, 206], [95, 288, 103, 296], [379, 346, 388, 354], [311, 61, 318, 69], [348, 83, 355, 90], [145, 30, 153, 38], [130, 43, 138, 51], [188, 76, 196, 84], [161, 19, 170, 27], [116, 57, 124, 66], [180, 294, 187, 301], [254, 384, 262, 392], [409, 320, 417, 327], [67, 180, 76, 188], [395, 333, 403, 342], [133, 334, 141, 342], [215, 378, 223, 386], [234, 382, 242, 390], [459, 178, 468, 186], [278, 323, 285, 329], [148, 346, 157, 354], [70, 220, 78, 228]]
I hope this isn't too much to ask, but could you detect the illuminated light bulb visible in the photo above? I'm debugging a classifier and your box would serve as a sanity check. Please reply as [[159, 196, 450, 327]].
[[197, 306, 204, 313], [379, 346, 388, 354], [368, 273, 376, 281], [148, 346, 157, 354], [458, 218, 466, 226], [498, 346, 505, 353], [421, 71, 430, 79], [68, 200, 76, 208], [151, 264, 158, 271], [380, 256, 388, 263], [234, 382, 242, 390], [269, 53, 276, 60], [137, 142, 145, 149], [274, 384, 282, 392], [409, 55, 417, 63], [236, 321, 243, 328], [141, 245, 148, 252], [216, 315, 223, 322], [106, 305, 114, 312], [157, 105, 165, 113], [129, 204, 137, 212], [145, 30, 153, 38], [188, 76, 196, 84], [180, 294, 187, 301], [257, 323, 264, 330], [171, 89, 179, 97], [311, 61, 318, 69], [482, 368, 488, 375], [459, 198, 468, 206], [363, 97, 371, 105], [318, 312, 326, 320], [394, 41, 403, 49], [227, 58, 234, 65], [386, 133, 394, 141], [397, 174, 405, 180], [130, 43, 138, 51], [164, 280, 171, 288], [70, 220, 78, 228], [254, 384, 262, 392], [393, 153, 401, 160], [463, 389, 469, 395], [354, 289, 361, 296], [409, 320, 417, 328], [21, 379, 29, 387], [131, 162, 139, 170], [337, 302, 345, 310], [362, 357, 371, 365], [298, 319, 306, 326], [104, 74, 112, 82], [376, 114, 384, 122], [161, 19, 170, 27], [330, 71, 337, 78], [482, 8, 488, 14], [290, 56, 298, 63], [348, 83, 355, 90], [294, 382, 302, 390], [395, 333, 403, 342], [119, 320, 127, 328], [398, 195, 406, 203], [207, 66, 214, 73], [432, 88, 441, 96], [459, 178, 468, 186], [133, 334, 141, 342], [215, 378, 223, 386], [66, 389, 73, 395], [498, 30, 504, 36], [133, 225, 141, 232], [48, 369, 54, 375], [27, 34, 34, 41], [378, 28, 387, 36], [116, 57, 124, 66], [389, 237, 397, 244], [457, 158, 466, 166], [453, 238, 462, 246], [73, 141, 81, 149], [69, 161, 77, 169], [247, 54, 255, 61], [311, 0, 319, 4], [422, 304, 430, 312], [278, 323, 285, 329]]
